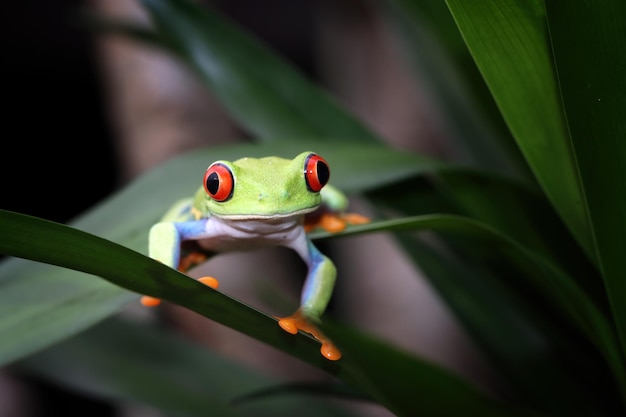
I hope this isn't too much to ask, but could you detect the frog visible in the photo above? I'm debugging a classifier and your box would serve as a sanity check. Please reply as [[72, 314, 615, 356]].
[[141, 151, 369, 361]]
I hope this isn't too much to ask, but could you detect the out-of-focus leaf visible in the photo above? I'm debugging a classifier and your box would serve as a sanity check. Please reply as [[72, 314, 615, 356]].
[[0, 141, 443, 365], [137, 0, 381, 144], [546, 0, 626, 389], [444, 0, 595, 263], [0, 260, 133, 366], [18, 317, 354, 417]]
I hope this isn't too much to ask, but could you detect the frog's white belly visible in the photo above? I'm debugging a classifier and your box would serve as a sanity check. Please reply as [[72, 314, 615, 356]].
[[198, 215, 306, 252]]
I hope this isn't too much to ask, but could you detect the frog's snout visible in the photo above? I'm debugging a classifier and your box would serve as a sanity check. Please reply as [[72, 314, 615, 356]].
[[257, 190, 290, 202]]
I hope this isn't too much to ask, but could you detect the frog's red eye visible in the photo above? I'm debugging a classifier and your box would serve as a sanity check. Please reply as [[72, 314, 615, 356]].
[[204, 163, 234, 202], [304, 153, 330, 192]]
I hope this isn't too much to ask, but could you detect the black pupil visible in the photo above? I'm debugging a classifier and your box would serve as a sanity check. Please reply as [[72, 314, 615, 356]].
[[316, 161, 330, 186], [206, 172, 220, 195]]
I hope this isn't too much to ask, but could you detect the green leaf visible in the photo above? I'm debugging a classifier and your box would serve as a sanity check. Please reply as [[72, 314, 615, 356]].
[[444, 0, 595, 263], [546, 0, 626, 382], [138, 0, 381, 144]]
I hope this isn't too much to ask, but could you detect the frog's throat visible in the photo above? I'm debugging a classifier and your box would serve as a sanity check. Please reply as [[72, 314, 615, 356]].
[[210, 205, 317, 221]]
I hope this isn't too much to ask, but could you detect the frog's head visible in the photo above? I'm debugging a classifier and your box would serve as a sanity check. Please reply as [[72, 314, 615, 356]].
[[199, 151, 330, 219]]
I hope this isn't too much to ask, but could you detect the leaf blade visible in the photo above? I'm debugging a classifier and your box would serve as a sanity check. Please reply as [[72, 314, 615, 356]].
[[138, 0, 381, 143], [444, 0, 594, 262], [546, 0, 626, 387]]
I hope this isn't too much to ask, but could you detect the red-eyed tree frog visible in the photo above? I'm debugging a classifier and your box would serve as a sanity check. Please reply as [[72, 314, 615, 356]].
[[141, 151, 368, 360]]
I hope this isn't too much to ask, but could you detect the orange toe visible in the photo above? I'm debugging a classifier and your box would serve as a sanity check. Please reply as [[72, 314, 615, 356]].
[[319, 213, 347, 233], [140, 295, 161, 307], [278, 318, 299, 334], [343, 213, 370, 225], [321, 342, 342, 361], [198, 276, 219, 289]]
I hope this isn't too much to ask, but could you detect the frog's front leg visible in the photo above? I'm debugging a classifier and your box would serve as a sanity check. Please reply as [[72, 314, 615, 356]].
[[141, 219, 219, 307], [278, 237, 342, 360]]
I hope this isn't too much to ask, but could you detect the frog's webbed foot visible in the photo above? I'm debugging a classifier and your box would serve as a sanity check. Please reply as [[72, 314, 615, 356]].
[[304, 212, 370, 233], [278, 309, 341, 361]]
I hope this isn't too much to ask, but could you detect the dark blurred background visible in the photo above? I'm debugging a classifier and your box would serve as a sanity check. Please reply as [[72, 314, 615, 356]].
[[1, 0, 117, 223]]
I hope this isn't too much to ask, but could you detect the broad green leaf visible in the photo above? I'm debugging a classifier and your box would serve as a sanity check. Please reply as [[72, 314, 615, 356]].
[[0, 211, 537, 416], [19, 317, 354, 417], [546, 0, 626, 380], [444, 0, 595, 263], [138, 0, 381, 144]]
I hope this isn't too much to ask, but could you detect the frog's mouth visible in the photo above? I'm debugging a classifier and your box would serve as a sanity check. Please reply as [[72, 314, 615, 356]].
[[211, 206, 317, 221]]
